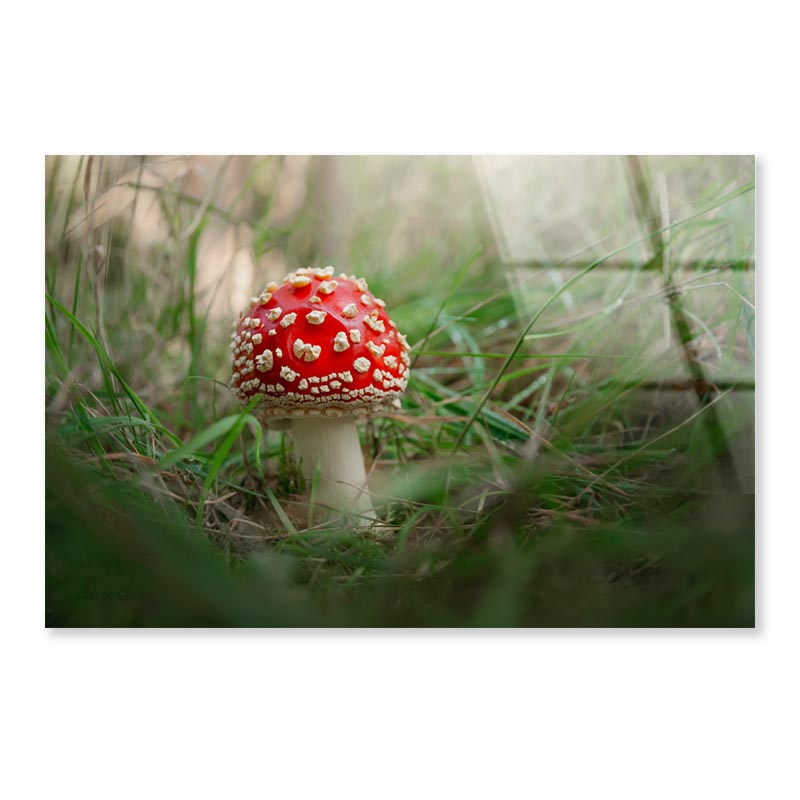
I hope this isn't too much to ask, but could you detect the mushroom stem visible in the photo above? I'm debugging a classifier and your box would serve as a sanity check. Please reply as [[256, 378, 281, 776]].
[[290, 416, 375, 523]]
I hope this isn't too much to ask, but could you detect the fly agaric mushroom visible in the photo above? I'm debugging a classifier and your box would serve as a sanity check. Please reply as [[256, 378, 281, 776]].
[[229, 266, 410, 523]]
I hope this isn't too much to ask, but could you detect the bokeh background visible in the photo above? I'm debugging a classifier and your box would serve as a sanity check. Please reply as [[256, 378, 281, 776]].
[[45, 155, 754, 627]]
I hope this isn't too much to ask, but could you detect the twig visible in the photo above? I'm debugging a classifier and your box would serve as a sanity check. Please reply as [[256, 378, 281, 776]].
[[625, 156, 743, 494]]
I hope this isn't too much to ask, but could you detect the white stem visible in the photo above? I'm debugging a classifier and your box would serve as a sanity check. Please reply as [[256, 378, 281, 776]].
[[290, 417, 375, 523]]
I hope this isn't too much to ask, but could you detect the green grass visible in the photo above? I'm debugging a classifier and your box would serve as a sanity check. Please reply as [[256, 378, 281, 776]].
[[44, 155, 755, 627]]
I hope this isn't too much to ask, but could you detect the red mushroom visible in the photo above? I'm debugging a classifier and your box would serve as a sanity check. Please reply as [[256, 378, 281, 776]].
[[229, 266, 410, 523]]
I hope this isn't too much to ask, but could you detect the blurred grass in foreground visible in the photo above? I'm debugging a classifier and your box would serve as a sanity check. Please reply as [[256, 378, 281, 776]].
[[45, 155, 754, 627]]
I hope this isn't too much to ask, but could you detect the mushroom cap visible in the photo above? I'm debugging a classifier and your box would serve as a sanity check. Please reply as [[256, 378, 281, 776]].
[[229, 267, 410, 420]]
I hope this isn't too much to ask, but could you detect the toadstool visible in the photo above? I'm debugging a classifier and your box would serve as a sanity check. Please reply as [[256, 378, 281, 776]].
[[229, 266, 410, 523]]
